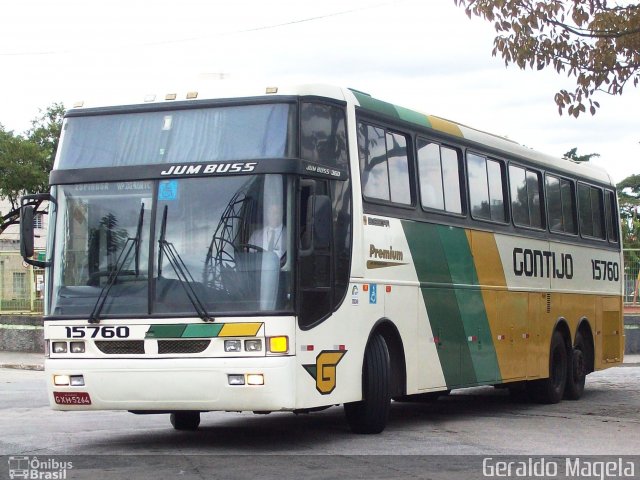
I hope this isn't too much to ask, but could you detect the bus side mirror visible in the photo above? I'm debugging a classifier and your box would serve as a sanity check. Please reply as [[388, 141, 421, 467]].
[[20, 193, 53, 268], [20, 206, 35, 259]]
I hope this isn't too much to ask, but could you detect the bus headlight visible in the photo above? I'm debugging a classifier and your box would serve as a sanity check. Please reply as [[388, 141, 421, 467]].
[[246, 374, 264, 385], [70, 342, 85, 353], [227, 374, 245, 386], [224, 340, 242, 352], [244, 340, 262, 352], [53, 375, 70, 386], [52, 342, 67, 354]]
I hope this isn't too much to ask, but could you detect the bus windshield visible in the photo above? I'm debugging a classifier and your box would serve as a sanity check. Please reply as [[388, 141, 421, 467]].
[[56, 103, 296, 169], [50, 175, 294, 318]]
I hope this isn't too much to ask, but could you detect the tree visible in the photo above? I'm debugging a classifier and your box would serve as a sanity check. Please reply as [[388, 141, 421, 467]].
[[618, 173, 640, 246], [0, 103, 64, 235], [453, 0, 640, 116], [563, 147, 600, 162], [618, 174, 640, 301]]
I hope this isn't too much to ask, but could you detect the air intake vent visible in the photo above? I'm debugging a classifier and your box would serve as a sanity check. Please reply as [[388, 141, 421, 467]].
[[96, 341, 145, 355], [546, 293, 551, 314], [158, 340, 210, 354]]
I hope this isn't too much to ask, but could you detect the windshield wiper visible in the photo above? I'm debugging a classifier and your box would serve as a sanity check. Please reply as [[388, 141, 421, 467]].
[[157, 205, 214, 322], [89, 203, 145, 324]]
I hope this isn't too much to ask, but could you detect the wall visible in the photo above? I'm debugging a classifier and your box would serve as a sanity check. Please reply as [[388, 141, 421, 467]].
[[625, 315, 640, 356], [0, 315, 638, 355], [0, 315, 44, 352]]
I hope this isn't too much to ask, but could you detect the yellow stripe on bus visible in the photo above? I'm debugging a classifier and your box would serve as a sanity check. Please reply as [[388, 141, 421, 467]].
[[218, 323, 263, 337], [427, 116, 464, 138]]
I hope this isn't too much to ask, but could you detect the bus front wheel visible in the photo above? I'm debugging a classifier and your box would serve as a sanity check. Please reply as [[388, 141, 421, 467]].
[[170, 411, 201, 431], [344, 333, 391, 434]]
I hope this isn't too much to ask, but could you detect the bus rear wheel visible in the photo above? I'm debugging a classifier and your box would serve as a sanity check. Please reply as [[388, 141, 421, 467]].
[[564, 331, 588, 400], [530, 331, 567, 404], [170, 411, 201, 431], [344, 333, 391, 434]]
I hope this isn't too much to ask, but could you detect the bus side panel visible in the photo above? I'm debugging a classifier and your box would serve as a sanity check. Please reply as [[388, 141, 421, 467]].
[[402, 221, 501, 389], [294, 292, 382, 409], [598, 295, 624, 368], [468, 230, 534, 383], [365, 217, 447, 394]]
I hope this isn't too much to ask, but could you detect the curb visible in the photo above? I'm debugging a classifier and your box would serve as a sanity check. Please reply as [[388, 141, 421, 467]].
[[0, 363, 44, 371]]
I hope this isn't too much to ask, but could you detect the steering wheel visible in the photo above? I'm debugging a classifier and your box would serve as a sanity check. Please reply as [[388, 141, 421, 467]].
[[235, 243, 265, 253]]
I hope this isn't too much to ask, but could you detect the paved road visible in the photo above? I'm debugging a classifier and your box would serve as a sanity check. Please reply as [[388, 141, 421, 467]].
[[1, 365, 639, 479]]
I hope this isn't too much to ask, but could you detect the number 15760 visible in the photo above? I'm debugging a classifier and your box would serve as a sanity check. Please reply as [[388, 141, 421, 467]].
[[64, 326, 130, 339]]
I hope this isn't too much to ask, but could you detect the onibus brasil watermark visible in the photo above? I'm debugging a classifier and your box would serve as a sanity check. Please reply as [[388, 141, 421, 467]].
[[7, 456, 73, 479], [483, 457, 636, 479]]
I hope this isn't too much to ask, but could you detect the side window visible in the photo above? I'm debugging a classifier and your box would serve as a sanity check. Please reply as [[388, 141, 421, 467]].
[[417, 139, 463, 214], [358, 122, 411, 205], [578, 183, 605, 239], [300, 103, 348, 168], [467, 152, 506, 222], [546, 175, 577, 234], [509, 165, 543, 228], [387, 132, 411, 204], [605, 190, 619, 243]]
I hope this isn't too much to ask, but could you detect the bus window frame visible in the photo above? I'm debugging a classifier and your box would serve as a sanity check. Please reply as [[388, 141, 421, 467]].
[[544, 173, 579, 238], [465, 150, 509, 226], [507, 161, 546, 232], [577, 181, 607, 242], [416, 136, 467, 219], [604, 189, 620, 245], [357, 119, 417, 211]]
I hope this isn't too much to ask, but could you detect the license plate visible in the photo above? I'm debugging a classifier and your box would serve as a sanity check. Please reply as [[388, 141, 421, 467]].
[[54, 392, 92, 405]]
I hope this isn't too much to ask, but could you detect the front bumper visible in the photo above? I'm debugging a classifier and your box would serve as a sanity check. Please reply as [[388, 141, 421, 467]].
[[46, 356, 297, 412]]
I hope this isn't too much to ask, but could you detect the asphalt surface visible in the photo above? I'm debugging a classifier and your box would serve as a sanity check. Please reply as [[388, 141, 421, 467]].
[[1, 353, 639, 479]]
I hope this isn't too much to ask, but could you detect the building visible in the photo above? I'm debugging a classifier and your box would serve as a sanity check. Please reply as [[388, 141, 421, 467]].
[[0, 197, 48, 312]]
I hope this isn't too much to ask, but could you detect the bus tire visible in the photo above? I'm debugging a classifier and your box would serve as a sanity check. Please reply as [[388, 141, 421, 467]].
[[564, 331, 587, 400], [170, 411, 200, 431], [344, 333, 391, 434], [531, 331, 567, 404]]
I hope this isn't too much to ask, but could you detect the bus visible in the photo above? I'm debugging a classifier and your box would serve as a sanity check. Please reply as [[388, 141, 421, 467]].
[[20, 84, 624, 434]]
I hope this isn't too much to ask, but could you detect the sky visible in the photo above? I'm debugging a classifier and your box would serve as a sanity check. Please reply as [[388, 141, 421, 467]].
[[0, 0, 638, 183]]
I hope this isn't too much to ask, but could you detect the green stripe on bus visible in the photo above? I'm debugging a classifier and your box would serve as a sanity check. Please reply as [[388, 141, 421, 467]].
[[402, 221, 501, 387], [350, 89, 433, 128], [402, 220, 476, 387], [438, 227, 500, 384], [394, 105, 431, 128], [182, 324, 224, 338], [350, 90, 400, 119], [145, 324, 187, 339]]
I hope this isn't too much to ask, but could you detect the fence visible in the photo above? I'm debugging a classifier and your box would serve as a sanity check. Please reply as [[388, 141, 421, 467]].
[[624, 249, 640, 305], [1, 248, 640, 311], [0, 251, 44, 313]]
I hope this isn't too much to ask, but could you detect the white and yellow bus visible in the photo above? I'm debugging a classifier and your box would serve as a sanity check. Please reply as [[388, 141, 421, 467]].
[[21, 85, 624, 433]]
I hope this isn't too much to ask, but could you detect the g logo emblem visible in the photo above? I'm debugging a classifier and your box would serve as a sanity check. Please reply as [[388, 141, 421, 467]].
[[303, 350, 347, 395]]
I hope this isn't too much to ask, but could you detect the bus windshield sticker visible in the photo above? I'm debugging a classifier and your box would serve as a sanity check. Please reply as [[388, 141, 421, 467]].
[[158, 180, 179, 201]]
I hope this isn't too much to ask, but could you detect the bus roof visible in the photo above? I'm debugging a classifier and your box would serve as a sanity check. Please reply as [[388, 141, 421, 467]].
[[67, 83, 613, 186], [344, 88, 613, 186]]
